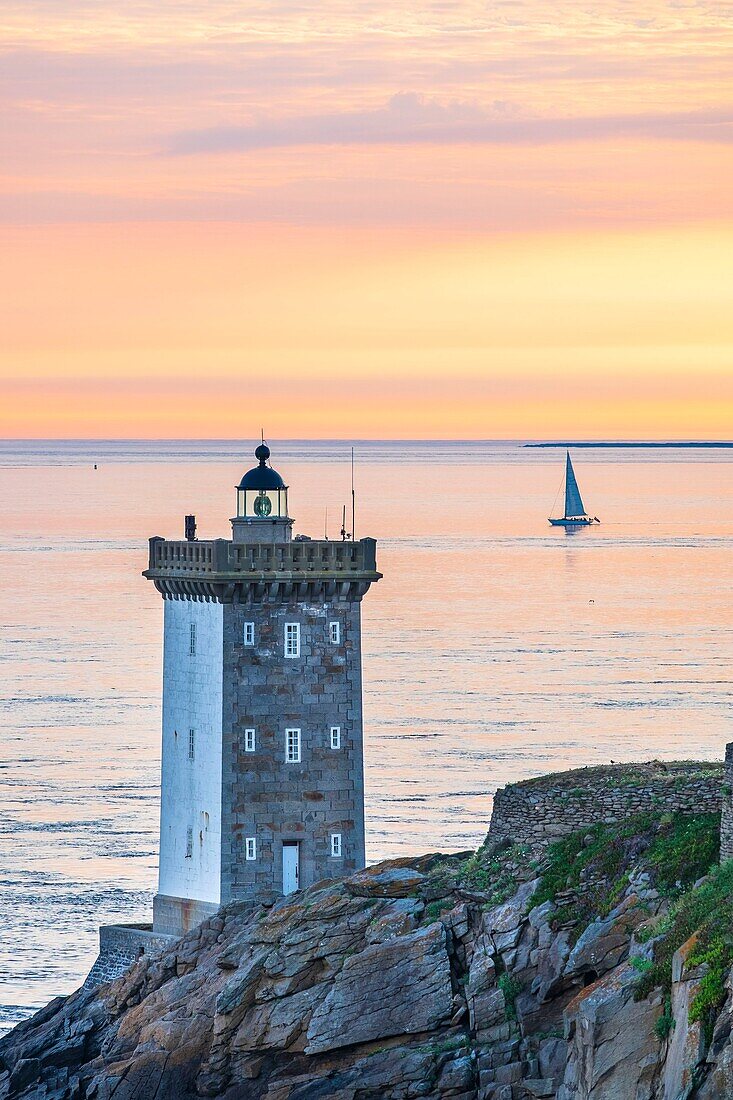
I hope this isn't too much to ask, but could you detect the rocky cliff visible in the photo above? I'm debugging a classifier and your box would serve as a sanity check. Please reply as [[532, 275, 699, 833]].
[[3, 786, 733, 1098]]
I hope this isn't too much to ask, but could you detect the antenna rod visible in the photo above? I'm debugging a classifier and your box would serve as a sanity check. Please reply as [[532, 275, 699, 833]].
[[324, 506, 328, 541], [351, 446, 356, 543]]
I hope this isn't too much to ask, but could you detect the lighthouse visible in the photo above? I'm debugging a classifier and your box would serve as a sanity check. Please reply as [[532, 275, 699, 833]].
[[143, 444, 381, 936]]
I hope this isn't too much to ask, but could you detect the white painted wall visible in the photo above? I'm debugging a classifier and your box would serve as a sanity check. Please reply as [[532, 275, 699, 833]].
[[158, 599, 223, 904]]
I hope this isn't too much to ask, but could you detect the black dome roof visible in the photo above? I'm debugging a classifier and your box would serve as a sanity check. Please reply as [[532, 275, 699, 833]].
[[238, 444, 287, 490]]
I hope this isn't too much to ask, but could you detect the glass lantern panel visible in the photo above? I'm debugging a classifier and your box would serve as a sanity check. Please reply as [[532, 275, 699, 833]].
[[244, 489, 286, 518]]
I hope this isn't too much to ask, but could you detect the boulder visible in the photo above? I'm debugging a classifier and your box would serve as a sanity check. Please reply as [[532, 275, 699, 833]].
[[483, 879, 540, 937], [305, 922, 453, 1053], [365, 897, 421, 944], [662, 933, 707, 1100], [560, 963, 662, 1099], [344, 863, 425, 898], [563, 894, 647, 985]]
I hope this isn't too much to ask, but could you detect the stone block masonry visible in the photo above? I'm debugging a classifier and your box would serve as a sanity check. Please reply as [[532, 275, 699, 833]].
[[85, 924, 175, 989], [720, 742, 733, 862], [488, 760, 723, 854], [141, 443, 382, 938], [221, 598, 366, 902], [143, 523, 381, 931]]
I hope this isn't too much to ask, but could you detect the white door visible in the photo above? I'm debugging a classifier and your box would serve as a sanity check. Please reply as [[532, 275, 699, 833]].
[[282, 843, 299, 895]]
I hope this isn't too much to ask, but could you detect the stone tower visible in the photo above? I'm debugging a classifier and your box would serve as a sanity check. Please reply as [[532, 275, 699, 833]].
[[144, 444, 381, 936], [720, 742, 733, 863]]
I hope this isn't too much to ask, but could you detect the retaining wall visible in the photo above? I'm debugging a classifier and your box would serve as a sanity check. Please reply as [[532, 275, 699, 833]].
[[488, 760, 723, 853], [84, 924, 176, 989]]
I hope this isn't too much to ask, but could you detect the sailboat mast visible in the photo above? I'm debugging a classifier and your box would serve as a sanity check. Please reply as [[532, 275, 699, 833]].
[[564, 451, 572, 518]]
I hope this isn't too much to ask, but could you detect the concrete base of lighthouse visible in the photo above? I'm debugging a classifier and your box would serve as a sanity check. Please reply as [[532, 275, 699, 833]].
[[84, 898, 218, 990], [152, 892, 220, 937]]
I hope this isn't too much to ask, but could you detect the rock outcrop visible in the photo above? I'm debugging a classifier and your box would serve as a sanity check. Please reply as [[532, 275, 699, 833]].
[[2, 791, 733, 1099]]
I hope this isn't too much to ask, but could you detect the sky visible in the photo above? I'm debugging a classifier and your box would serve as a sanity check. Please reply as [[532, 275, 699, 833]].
[[2, 0, 733, 438]]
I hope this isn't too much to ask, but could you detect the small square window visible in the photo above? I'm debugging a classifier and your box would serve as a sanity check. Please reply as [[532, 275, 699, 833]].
[[245, 837, 257, 861], [285, 623, 300, 658], [244, 622, 255, 646], [286, 727, 301, 763], [185, 826, 193, 859], [188, 728, 195, 760], [330, 833, 342, 858], [189, 622, 197, 655], [329, 621, 341, 645], [244, 728, 256, 752], [330, 726, 341, 750]]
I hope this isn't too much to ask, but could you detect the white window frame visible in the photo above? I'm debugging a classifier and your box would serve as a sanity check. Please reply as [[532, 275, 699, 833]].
[[189, 622, 197, 656], [330, 833, 342, 858], [329, 621, 341, 645], [244, 727, 256, 753], [185, 826, 193, 859], [330, 725, 341, 750], [243, 622, 255, 647], [285, 727, 301, 763], [188, 728, 195, 760], [245, 837, 257, 861], [284, 622, 301, 658]]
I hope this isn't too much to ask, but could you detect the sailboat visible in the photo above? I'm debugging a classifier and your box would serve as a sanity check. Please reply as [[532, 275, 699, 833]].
[[548, 451, 600, 527]]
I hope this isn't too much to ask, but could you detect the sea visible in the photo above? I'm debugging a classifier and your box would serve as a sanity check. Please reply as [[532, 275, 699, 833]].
[[1, 439, 732, 1034]]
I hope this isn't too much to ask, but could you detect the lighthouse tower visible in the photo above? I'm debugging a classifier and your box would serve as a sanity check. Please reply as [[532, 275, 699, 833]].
[[143, 444, 381, 936]]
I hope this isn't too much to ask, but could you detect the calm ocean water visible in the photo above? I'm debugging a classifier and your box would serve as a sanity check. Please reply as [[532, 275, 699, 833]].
[[1, 439, 732, 1032]]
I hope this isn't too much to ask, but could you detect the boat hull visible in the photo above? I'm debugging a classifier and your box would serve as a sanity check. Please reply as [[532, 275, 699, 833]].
[[548, 516, 600, 526]]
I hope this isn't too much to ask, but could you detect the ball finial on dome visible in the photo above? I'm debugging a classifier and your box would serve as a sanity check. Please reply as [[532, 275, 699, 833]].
[[255, 443, 270, 464]]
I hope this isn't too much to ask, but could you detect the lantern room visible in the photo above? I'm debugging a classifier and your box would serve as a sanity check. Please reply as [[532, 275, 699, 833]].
[[236, 443, 289, 520], [231, 443, 293, 544]]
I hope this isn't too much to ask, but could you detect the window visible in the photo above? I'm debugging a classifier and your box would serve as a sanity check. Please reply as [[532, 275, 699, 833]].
[[331, 833, 342, 858], [189, 622, 197, 656], [284, 622, 300, 658], [329, 621, 341, 645], [188, 728, 195, 760], [330, 726, 341, 750], [245, 837, 257, 861], [286, 727, 301, 763], [244, 622, 255, 647], [185, 826, 193, 858], [244, 728, 256, 753]]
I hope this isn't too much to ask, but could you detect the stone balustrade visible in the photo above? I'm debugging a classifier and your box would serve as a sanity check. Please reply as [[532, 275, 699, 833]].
[[144, 536, 380, 602]]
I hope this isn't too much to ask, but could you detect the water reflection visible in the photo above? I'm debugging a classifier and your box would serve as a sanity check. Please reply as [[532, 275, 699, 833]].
[[0, 442, 731, 1027]]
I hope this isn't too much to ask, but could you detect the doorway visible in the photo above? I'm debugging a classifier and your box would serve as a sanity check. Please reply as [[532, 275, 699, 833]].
[[282, 842, 300, 895]]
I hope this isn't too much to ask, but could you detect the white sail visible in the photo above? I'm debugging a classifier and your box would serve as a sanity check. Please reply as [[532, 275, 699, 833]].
[[564, 452, 586, 517]]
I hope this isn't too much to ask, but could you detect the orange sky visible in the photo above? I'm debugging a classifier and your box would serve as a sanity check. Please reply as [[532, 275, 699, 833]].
[[2, 1, 733, 437]]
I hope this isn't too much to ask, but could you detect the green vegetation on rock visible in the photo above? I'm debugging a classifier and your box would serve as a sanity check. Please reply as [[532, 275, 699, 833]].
[[426, 842, 530, 907], [497, 972, 522, 1023], [636, 859, 733, 1042], [655, 995, 675, 1041], [531, 812, 719, 933]]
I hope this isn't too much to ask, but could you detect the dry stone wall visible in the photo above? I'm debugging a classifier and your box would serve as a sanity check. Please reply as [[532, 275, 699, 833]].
[[488, 760, 723, 852]]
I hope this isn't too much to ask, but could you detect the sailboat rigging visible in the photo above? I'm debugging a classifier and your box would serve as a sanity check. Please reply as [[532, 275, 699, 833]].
[[548, 451, 600, 527]]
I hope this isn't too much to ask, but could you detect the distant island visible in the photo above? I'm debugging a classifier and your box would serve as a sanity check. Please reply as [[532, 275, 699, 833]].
[[526, 441, 733, 448]]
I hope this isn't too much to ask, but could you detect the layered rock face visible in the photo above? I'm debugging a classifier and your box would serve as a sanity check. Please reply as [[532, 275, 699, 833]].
[[2, 808, 733, 1098]]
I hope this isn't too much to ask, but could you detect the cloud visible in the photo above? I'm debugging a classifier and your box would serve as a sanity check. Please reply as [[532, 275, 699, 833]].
[[167, 94, 733, 154]]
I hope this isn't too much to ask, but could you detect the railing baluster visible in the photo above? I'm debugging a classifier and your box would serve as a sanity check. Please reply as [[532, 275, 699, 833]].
[[150, 539, 373, 575]]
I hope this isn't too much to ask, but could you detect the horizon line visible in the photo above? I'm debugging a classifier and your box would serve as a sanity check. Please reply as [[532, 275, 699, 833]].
[[2, 437, 733, 446]]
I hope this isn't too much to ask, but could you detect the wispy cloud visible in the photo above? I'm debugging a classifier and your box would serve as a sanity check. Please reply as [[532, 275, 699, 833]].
[[167, 94, 733, 153]]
